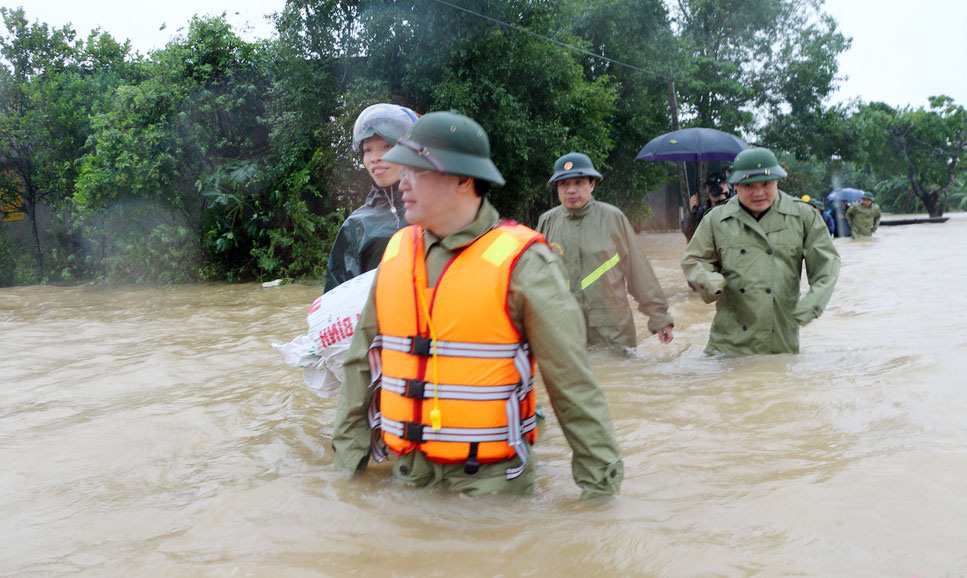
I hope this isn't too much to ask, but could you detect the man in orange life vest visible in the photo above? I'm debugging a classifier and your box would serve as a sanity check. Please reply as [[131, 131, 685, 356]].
[[332, 111, 623, 499]]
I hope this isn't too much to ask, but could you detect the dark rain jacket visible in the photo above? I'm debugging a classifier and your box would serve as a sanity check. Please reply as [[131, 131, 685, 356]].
[[324, 184, 406, 292], [681, 202, 723, 242], [821, 210, 835, 236], [681, 192, 840, 355], [537, 198, 673, 349]]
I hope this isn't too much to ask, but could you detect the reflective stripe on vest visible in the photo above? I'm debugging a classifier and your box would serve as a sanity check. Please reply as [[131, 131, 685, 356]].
[[580, 252, 621, 290], [370, 223, 544, 479], [380, 335, 521, 359], [382, 376, 536, 401], [381, 415, 538, 444]]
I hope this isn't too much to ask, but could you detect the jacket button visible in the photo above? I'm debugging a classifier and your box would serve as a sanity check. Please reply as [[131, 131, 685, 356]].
[[767, 249, 773, 255], [399, 465, 408, 475], [739, 288, 745, 293], [740, 249, 746, 254], [610, 469, 617, 479], [742, 325, 748, 331], [766, 288, 772, 294]]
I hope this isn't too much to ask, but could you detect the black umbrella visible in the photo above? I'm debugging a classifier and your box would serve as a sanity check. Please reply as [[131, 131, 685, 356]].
[[635, 127, 749, 163], [827, 187, 866, 204]]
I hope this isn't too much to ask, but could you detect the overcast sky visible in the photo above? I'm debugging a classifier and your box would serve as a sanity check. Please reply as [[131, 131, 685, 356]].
[[12, 0, 967, 110]]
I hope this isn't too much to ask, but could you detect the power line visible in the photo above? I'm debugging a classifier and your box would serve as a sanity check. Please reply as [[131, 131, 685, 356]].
[[426, 0, 652, 75]]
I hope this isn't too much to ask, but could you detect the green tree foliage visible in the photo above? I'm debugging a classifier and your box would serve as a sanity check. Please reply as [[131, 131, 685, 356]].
[[847, 97, 966, 217], [8, 0, 957, 286], [670, 0, 849, 136], [0, 225, 36, 286], [74, 14, 283, 281], [266, 0, 355, 187], [775, 152, 837, 201], [0, 8, 131, 278], [568, 0, 674, 225], [757, 11, 850, 158], [77, 15, 268, 214], [345, 0, 620, 224]]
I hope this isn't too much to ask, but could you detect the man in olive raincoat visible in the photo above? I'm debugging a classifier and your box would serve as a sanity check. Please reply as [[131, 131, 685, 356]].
[[846, 192, 881, 239], [537, 152, 674, 350], [681, 147, 840, 355], [333, 113, 623, 500]]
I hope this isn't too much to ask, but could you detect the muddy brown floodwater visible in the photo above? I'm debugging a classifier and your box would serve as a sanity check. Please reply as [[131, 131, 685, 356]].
[[2, 213, 966, 576]]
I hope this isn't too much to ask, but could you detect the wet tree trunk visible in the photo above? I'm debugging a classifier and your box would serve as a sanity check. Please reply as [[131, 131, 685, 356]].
[[19, 165, 45, 279], [920, 191, 945, 218], [901, 134, 958, 218]]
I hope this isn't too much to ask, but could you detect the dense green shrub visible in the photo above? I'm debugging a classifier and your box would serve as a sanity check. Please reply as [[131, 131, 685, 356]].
[[0, 229, 39, 286]]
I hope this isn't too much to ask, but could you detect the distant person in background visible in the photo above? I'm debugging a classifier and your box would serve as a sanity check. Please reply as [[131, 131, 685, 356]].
[[681, 172, 732, 242], [846, 192, 881, 239], [802, 195, 835, 236], [537, 152, 674, 351], [324, 103, 419, 292], [681, 147, 840, 355], [822, 204, 837, 236]]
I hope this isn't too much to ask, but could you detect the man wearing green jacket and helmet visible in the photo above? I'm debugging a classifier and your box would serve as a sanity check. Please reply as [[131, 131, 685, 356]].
[[846, 192, 881, 238], [681, 147, 840, 355], [537, 152, 674, 351], [332, 112, 623, 500]]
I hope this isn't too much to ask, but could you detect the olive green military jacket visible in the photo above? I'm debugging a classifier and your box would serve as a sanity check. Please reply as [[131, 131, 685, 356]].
[[846, 202, 881, 238], [536, 198, 673, 349], [680, 192, 840, 355], [332, 199, 623, 500]]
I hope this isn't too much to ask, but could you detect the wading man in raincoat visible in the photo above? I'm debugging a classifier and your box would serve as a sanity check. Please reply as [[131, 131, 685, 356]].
[[332, 112, 623, 500], [537, 152, 674, 351], [324, 103, 419, 292], [845, 192, 881, 239], [681, 147, 840, 355]]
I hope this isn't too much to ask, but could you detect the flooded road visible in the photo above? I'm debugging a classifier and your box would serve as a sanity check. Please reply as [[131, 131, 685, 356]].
[[3, 213, 966, 576]]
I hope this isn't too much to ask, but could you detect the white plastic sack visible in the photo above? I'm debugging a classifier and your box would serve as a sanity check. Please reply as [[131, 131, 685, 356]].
[[271, 335, 341, 398], [272, 269, 376, 398]]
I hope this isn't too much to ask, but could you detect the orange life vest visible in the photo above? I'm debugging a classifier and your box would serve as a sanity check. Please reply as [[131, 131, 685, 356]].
[[368, 222, 544, 478]]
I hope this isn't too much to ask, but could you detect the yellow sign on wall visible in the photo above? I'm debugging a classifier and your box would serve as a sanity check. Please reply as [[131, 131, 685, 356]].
[[1, 193, 25, 222]]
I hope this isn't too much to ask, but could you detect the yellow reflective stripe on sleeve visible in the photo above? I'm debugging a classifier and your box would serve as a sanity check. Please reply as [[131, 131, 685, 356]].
[[580, 253, 620, 290], [481, 232, 522, 267]]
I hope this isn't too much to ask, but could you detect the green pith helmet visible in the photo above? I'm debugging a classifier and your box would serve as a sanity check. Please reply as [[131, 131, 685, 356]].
[[809, 198, 824, 210], [862, 192, 875, 201], [547, 152, 603, 185], [727, 147, 788, 185], [382, 111, 505, 185]]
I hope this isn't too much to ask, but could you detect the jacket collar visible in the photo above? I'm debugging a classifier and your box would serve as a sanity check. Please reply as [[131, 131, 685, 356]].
[[365, 182, 401, 207], [718, 190, 797, 239], [565, 197, 596, 219]]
